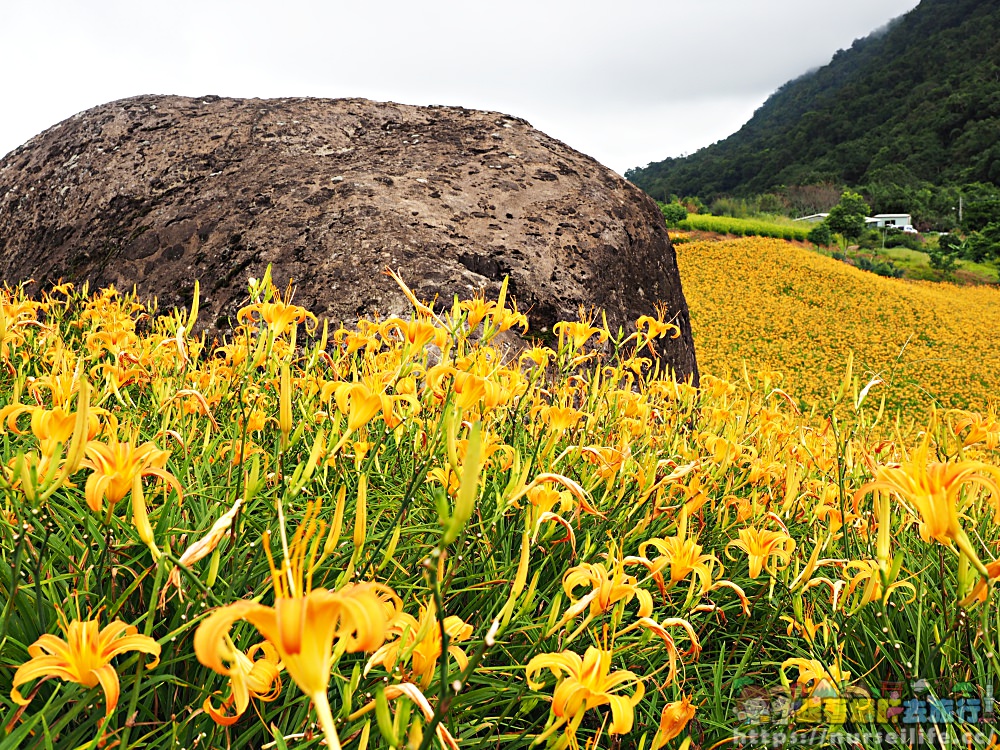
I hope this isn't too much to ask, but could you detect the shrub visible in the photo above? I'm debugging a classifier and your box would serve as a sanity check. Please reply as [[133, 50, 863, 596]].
[[962, 222, 1000, 262], [855, 254, 904, 278], [807, 222, 833, 246], [928, 243, 960, 276], [882, 229, 923, 250], [660, 202, 688, 226]]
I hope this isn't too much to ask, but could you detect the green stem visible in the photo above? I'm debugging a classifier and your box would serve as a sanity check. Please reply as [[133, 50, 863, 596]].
[[312, 690, 342, 750], [118, 557, 165, 750], [1, 526, 26, 635]]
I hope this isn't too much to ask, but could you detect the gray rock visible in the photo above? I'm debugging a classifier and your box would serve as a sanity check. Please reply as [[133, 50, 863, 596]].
[[0, 95, 697, 382]]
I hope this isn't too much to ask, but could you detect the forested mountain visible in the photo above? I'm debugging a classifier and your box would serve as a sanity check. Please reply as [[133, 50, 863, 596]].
[[627, 0, 1000, 204]]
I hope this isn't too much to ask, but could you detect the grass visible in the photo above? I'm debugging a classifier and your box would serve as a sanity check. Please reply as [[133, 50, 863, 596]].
[[0, 267, 999, 750], [674, 214, 811, 242], [879, 246, 1000, 283]]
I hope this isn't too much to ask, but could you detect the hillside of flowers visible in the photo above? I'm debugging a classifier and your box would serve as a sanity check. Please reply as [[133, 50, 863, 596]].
[[676, 235, 1000, 415], [1, 266, 1000, 749]]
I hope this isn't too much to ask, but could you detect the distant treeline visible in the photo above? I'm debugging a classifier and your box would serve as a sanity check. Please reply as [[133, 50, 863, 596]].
[[627, 0, 1000, 229], [660, 180, 1000, 233]]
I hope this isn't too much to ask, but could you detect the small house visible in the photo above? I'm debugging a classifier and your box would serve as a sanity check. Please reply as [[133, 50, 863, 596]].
[[792, 213, 829, 223], [866, 214, 912, 229]]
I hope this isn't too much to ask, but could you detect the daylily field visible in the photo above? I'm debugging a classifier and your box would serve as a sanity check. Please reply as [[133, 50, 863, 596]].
[[1, 246, 1000, 750]]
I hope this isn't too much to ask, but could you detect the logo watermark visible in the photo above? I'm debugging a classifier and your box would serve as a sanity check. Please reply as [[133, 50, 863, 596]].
[[733, 679, 999, 747]]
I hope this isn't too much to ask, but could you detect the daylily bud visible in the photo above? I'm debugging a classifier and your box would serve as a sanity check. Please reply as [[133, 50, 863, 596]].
[[279, 362, 292, 452], [131, 474, 160, 561], [324, 486, 347, 556], [353, 474, 368, 550], [443, 421, 483, 545]]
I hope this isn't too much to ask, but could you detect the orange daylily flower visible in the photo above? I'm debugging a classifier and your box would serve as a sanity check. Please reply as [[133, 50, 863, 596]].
[[856, 439, 1000, 576], [194, 501, 401, 750], [541, 405, 586, 432], [781, 656, 852, 698], [365, 598, 473, 689], [459, 295, 497, 330], [333, 382, 387, 433], [636, 314, 680, 339], [952, 410, 1000, 450], [526, 646, 645, 748], [80, 430, 182, 515], [553, 319, 608, 351], [651, 694, 696, 748], [842, 559, 916, 612], [635, 531, 722, 596], [562, 548, 654, 621], [11, 616, 160, 735], [780, 613, 837, 646], [80, 426, 182, 557], [381, 317, 440, 349], [726, 525, 795, 579], [237, 297, 317, 337], [960, 560, 1000, 607], [0, 402, 103, 450], [520, 345, 555, 369], [203, 640, 283, 726]]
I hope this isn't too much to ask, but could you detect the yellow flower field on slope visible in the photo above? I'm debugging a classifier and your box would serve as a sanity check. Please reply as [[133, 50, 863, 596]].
[[676, 236, 1000, 412]]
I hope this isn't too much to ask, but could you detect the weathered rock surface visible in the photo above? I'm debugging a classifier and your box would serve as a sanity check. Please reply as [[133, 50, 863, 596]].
[[0, 95, 698, 381]]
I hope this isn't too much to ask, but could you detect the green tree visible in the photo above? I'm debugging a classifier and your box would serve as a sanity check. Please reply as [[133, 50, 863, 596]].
[[660, 202, 688, 226], [827, 191, 871, 240], [807, 221, 833, 247], [938, 233, 964, 255], [927, 243, 960, 278], [962, 222, 1000, 262]]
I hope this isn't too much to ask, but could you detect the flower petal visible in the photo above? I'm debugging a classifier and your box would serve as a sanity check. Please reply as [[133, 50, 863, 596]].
[[194, 600, 267, 675], [92, 664, 121, 717]]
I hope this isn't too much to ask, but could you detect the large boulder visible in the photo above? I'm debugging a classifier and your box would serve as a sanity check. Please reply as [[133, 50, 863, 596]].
[[0, 95, 698, 382]]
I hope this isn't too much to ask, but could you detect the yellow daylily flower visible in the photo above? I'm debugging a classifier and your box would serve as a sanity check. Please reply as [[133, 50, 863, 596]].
[[553, 319, 608, 351], [562, 550, 654, 621], [541, 405, 586, 433], [636, 531, 722, 596], [855, 440, 1000, 576], [781, 656, 852, 698], [842, 559, 916, 612], [651, 694, 696, 749], [526, 646, 645, 747], [237, 297, 317, 336], [365, 597, 473, 689], [781, 612, 837, 646], [80, 429, 182, 515], [726, 526, 795, 579], [203, 640, 283, 726], [11, 616, 160, 736], [193, 502, 401, 750]]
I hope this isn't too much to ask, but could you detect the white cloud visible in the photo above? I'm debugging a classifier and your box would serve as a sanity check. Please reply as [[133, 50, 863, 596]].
[[1, 0, 921, 173]]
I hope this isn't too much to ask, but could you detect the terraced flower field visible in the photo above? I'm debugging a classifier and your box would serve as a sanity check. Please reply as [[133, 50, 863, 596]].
[[676, 235, 1000, 414]]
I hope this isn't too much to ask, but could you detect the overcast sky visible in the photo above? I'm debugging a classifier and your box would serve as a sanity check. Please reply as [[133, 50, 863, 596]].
[[1, 0, 920, 175]]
